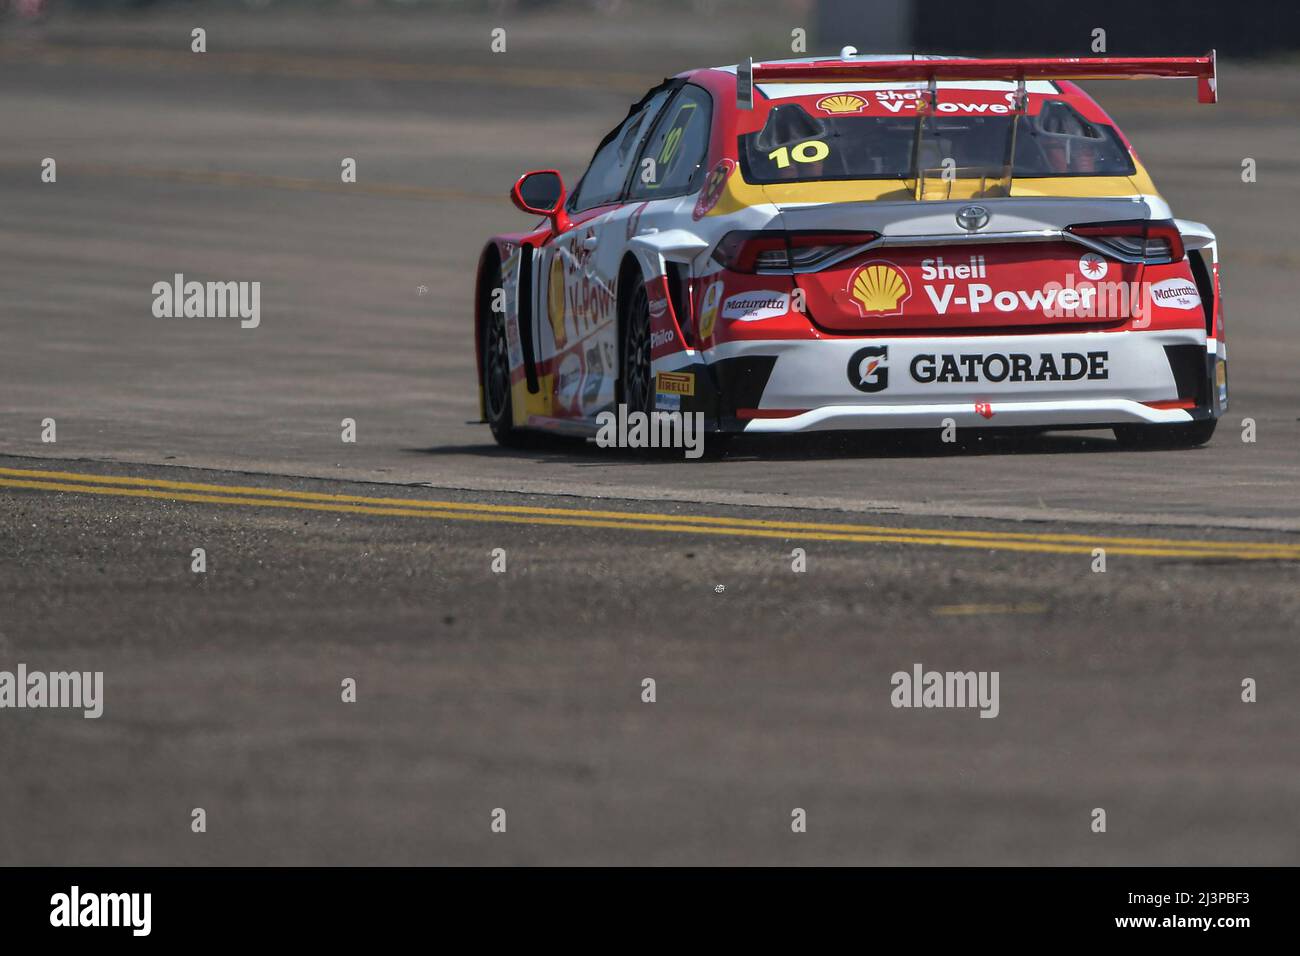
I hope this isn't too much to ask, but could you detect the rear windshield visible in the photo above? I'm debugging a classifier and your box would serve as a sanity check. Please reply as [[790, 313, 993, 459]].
[[738, 100, 1135, 183]]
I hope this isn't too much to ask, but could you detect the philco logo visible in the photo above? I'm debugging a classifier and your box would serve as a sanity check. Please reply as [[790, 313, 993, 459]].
[[656, 371, 695, 396], [847, 345, 888, 393], [816, 93, 867, 114], [848, 261, 910, 316]]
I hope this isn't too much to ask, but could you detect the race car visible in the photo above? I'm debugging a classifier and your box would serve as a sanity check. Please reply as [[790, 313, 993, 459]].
[[475, 50, 1226, 451]]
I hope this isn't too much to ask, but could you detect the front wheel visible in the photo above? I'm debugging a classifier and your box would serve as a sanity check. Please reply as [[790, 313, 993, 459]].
[[1113, 419, 1217, 450]]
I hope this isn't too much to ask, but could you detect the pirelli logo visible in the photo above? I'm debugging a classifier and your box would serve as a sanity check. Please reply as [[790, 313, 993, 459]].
[[655, 371, 695, 396]]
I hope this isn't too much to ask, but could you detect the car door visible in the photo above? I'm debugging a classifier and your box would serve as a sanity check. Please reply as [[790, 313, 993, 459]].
[[623, 83, 715, 352], [539, 84, 676, 421]]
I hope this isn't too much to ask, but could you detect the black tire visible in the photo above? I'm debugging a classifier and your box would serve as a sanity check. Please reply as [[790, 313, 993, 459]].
[[697, 432, 734, 459], [1113, 419, 1217, 450], [482, 262, 526, 448], [619, 280, 654, 416]]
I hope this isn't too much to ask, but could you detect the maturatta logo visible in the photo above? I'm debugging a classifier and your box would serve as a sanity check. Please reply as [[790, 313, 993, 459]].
[[722, 290, 789, 321], [1149, 278, 1201, 310]]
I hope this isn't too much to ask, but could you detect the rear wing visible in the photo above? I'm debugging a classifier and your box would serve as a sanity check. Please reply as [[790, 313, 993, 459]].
[[736, 51, 1218, 109]]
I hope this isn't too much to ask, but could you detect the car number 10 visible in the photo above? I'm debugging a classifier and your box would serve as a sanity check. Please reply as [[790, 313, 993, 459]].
[[768, 140, 831, 168]]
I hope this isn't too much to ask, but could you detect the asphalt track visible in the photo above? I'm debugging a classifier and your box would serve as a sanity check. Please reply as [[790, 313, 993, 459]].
[[0, 5, 1297, 865]]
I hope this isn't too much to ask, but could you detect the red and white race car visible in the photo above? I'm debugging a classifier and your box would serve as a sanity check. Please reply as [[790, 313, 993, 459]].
[[475, 51, 1226, 451]]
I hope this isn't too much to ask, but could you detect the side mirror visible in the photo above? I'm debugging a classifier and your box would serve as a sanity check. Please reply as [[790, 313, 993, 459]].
[[511, 169, 571, 233]]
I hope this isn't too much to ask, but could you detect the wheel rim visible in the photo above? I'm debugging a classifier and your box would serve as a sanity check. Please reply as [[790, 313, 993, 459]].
[[624, 284, 652, 414], [484, 310, 510, 423]]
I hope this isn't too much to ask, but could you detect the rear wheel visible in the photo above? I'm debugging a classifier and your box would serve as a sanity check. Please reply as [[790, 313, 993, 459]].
[[618, 276, 730, 459], [1113, 419, 1217, 450], [619, 280, 654, 415]]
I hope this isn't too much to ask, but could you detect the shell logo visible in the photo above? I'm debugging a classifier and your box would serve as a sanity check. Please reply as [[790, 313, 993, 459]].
[[848, 261, 911, 316], [547, 254, 567, 347], [816, 93, 867, 114]]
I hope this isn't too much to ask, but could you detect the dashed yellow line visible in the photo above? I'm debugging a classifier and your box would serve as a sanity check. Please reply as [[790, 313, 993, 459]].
[[3, 466, 1295, 552], [934, 602, 1050, 616], [2, 467, 1299, 561]]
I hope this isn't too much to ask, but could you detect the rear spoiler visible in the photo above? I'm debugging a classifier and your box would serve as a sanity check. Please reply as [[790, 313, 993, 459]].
[[736, 51, 1218, 108]]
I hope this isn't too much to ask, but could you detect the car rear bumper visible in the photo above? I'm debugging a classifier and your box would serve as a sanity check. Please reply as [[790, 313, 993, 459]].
[[741, 398, 1194, 432], [659, 327, 1224, 433]]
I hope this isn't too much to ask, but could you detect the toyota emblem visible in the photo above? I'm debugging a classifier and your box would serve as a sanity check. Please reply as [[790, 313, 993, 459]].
[[956, 204, 990, 231]]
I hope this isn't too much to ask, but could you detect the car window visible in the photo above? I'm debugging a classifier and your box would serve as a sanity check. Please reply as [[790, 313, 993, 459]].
[[630, 84, 712, 200], [737, 99, 1135, 183], [568, 87, 675, 212]]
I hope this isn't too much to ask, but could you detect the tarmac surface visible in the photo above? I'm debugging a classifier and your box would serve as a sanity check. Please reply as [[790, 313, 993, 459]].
[[0, 4, 1297, 864]]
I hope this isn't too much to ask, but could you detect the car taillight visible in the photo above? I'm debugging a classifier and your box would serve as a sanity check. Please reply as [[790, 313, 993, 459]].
[[712, 230, 879, 273], [711, 231, 786, 272], [1066, 219, 1185, 263]]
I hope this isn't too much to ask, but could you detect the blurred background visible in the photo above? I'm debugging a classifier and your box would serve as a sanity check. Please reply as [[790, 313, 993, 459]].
[[2, 0, 1298, 866], [1, 0, 1297, 490], [4, 0, 1299, 55]]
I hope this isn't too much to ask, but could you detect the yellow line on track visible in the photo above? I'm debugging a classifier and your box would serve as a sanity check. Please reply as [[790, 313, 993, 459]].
[[3, 467, 1298, 553], [2, 467, 1299, 561], [934, 602, 1050, 616]]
